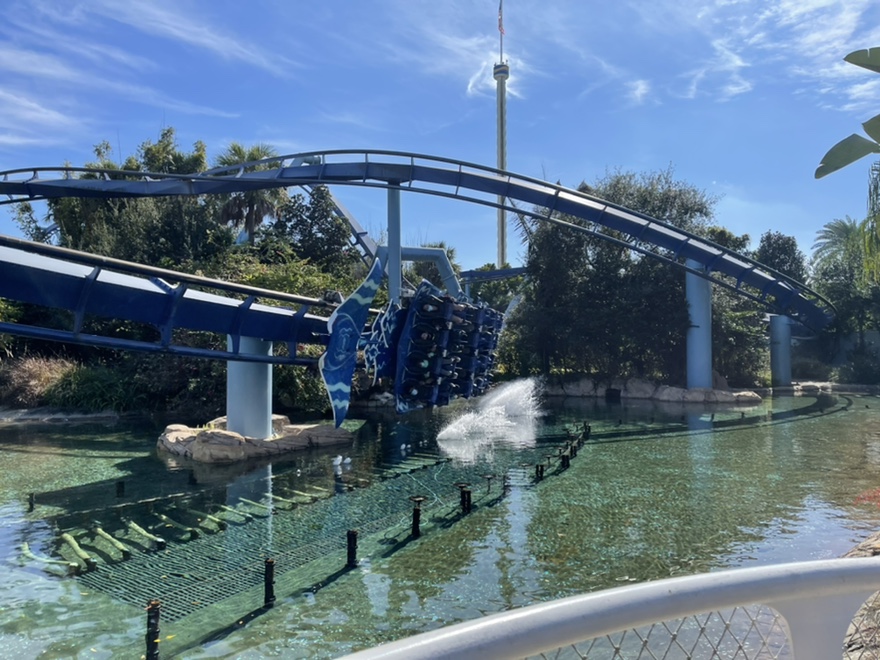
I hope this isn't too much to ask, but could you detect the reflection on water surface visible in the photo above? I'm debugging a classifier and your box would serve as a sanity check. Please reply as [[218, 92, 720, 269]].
[[1, 382, 879, 658]]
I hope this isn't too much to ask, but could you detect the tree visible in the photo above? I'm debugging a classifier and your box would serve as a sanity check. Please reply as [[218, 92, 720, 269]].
[[584, 166, 716, 235], [812, 216, 862, 271], [264, 186, 357, 274], [16, 134, 230, 267], [516, 219, 594, 374], [705, 226, 766, 386], [753, 231, 809, 283], [811, 216, 875, 353], [507, 168, 715, 381], [402, 241, 461, 291], [215, 142, 285, 244], [137, 127, 207, 174], [467, 263, 524, 312], [705, 226, 750, 254]]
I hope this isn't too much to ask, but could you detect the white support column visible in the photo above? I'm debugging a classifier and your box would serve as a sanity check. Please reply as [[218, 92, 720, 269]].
[[388, 186, 402, 304], [686, 259, 713, 389], [769, 315, 793, 387], [226, 336, 273, 439]]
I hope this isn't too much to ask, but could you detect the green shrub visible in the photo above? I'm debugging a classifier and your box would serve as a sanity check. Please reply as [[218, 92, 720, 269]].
[[45, 364, 147, 411], [838, 347, 880, 385], [0, 357, 77, 407], [791, 356, 833, 382]]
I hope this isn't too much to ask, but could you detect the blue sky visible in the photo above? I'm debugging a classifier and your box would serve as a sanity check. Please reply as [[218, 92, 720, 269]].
[[2, 0, 880, 271]]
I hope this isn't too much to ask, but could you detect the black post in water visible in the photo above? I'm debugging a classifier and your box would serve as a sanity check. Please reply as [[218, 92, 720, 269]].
[[346, 530, 358, 568], [116, 481, 125, 498], [145, 599, 161, 660], [411, 506, 421, 538], [454, 483, 470, 514], [264, 558, 276, 608], [409, 496, 426, 538], [483, 474, 495, 494], [28, 493, 35, 512], [464, 489, 472, 513]]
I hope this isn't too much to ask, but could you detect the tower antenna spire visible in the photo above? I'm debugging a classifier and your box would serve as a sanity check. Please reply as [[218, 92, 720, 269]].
[[498, 0, 505, 61], [494, 0, 509, 267]]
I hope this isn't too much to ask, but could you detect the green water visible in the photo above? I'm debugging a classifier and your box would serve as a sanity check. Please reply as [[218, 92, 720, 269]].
[[1, 385, 880, 658]]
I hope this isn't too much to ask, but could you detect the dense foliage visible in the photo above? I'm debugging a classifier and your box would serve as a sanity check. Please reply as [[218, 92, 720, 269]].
[[504, 167, 773, 386], [2, 129, 364, 419], [7, 125, 875, 415]]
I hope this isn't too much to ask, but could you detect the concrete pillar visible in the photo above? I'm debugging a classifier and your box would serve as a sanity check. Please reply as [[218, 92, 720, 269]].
[[686, 259, 713, 389], [769, 315, 792, 387], [226, 336, 273, 438], [388, 186, 401, 304]]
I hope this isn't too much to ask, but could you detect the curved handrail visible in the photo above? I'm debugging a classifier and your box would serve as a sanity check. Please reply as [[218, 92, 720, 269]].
[[0, 150, 835, 328], [340, 556, 880, 660]]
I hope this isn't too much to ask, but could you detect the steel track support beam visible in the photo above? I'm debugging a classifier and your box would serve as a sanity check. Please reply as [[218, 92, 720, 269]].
[[226, 336, 273, 439], [388, 185, 402, 304], [769, 315, 792, 387], [686, 260, 713, 389]]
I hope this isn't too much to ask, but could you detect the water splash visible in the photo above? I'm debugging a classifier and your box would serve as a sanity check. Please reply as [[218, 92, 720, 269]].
[[436, 378, 542, 463]]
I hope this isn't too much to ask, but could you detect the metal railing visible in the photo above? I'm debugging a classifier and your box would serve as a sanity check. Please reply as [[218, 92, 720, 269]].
[[0, 150, 836, 329], [342, 557, 880, 660]]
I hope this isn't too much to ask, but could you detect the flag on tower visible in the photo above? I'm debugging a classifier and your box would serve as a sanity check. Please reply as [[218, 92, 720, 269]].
[[498, 0, 505, 35]]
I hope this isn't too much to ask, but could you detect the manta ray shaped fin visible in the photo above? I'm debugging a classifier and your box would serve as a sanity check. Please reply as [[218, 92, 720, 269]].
[[319, 256, 384, 427]]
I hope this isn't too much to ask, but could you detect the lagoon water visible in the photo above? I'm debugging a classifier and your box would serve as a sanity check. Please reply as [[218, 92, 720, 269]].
[[2, 380, 880, 658]]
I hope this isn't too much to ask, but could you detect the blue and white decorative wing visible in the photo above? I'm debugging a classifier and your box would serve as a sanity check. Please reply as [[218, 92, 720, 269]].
[[362, 302, 402, 385], [319, 256, 384, 427]]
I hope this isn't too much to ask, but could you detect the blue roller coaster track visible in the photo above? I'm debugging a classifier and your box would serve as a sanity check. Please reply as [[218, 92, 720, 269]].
[[0, 150, 835, 330]]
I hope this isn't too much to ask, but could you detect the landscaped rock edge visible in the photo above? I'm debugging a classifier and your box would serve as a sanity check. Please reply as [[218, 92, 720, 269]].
[[157, 414, 354, 463], [543, 376, 762, 404]]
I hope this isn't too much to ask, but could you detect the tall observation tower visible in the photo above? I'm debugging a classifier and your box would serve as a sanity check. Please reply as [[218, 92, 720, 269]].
[[494, 1, 509, 268]]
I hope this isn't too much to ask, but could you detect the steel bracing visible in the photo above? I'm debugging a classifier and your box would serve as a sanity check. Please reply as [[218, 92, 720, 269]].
[[0, 150, 834, 330], [0, 234, 333, 365]]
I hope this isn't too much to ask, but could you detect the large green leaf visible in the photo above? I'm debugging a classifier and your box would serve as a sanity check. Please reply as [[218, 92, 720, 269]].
[[864, 113, 880, 143], [815, 133, 880, 179], [845, 48, 880, 74]]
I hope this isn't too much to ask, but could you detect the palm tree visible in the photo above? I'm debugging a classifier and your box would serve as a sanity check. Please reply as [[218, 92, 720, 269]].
[[814, 214, 873, 351], [812, 216, 862, 272], [403, 241, 460, 290], [215, 142, 286, 244]]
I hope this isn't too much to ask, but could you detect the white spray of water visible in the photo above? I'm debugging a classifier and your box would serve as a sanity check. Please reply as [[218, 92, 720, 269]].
[[436, 378, 542, 463]]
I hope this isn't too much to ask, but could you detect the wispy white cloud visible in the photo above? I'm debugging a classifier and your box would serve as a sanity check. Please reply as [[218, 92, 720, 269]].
[[612, 0, 880, 109], [84, 0, 299, 77], [627, 80, 652, 105], [0, 14, 156, 73], [0, 90, 79, 130], [366, 0, 533, 99], [0, 134, 61, 148], [0, 45, 81, 80], [695, 0, 880, 109], [316, 110, 389, 133], [0, 89, 81, 150], [0, 44, 236, 118], [841, 78, 880, 113], [681, 39, 752, 101]]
